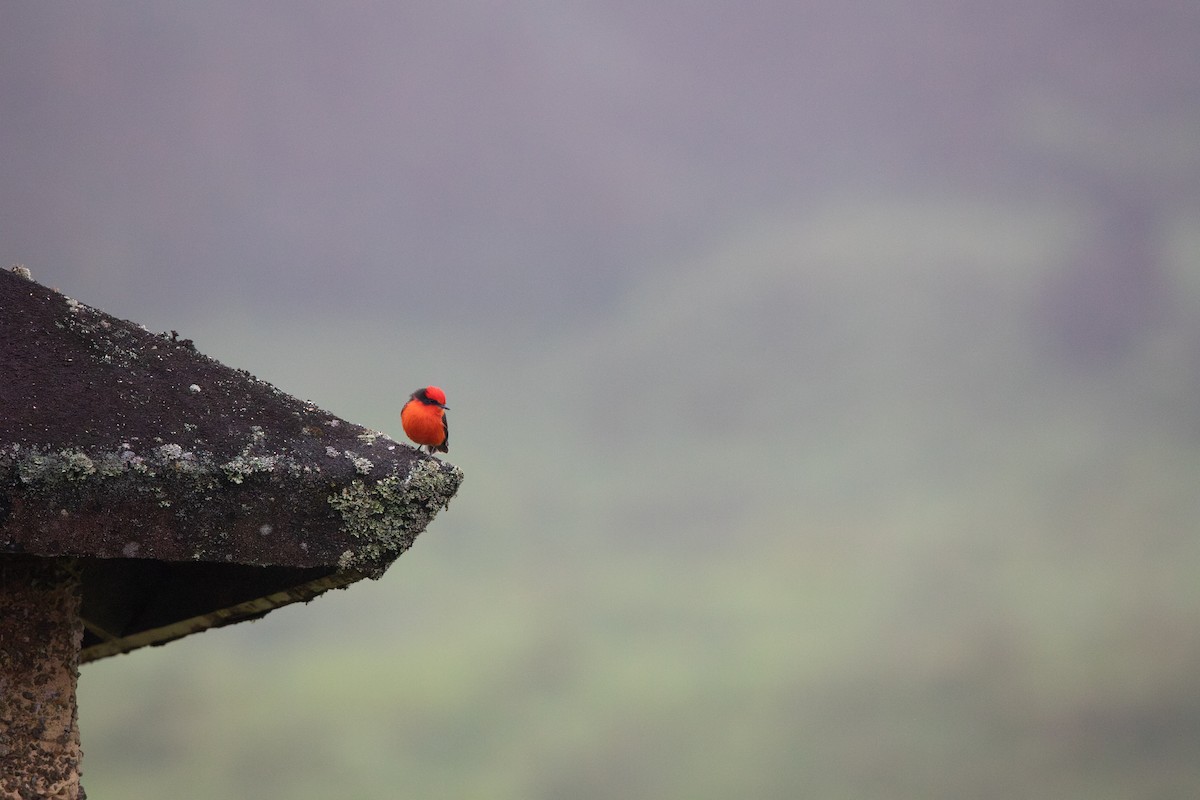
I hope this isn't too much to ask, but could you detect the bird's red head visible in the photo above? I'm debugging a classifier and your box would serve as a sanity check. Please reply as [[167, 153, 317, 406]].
[[416, 385, 448, 408]]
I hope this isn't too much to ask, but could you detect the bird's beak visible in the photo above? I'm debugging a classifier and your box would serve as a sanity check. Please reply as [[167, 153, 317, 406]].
[[439, 404, 449, 410]]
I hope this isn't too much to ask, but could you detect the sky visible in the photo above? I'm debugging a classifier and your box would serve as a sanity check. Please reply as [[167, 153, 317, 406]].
[[7, 1, 1194, 335]]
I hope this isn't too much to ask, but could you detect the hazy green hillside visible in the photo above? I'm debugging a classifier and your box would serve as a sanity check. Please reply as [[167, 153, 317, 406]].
[[79, 192, 1200, 798]]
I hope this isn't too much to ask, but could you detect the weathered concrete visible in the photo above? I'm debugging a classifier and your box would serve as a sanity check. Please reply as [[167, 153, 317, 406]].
[[0, 557, 85, 800]]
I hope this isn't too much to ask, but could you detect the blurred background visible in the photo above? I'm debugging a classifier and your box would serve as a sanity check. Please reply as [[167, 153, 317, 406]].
[[4, 2, 1200, 797]]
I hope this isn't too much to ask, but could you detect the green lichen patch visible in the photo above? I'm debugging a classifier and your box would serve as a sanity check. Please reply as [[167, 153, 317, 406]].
[[219, 426, 304, 484], [9, 445, 122, 486], [221, 454, 282, 484], [329, 458, 463, 577], [3, 429, 309, 497]]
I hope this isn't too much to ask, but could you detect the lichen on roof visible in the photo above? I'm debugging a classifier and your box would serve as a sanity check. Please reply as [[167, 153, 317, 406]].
[[331, 458, 463, 577]]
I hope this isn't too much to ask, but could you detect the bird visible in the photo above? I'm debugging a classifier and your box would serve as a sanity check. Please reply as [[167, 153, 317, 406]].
[[401, 386, 449, 454]]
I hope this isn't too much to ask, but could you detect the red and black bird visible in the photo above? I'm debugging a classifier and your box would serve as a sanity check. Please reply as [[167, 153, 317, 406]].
[[401, 386, 449, 454]]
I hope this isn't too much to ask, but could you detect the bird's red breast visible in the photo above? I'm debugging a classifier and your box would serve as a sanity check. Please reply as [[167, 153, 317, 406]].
[[401, 386, 449, 453]]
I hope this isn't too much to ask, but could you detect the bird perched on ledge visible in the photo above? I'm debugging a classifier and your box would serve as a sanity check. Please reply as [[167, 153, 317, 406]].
[[401, 386, 449, 454]]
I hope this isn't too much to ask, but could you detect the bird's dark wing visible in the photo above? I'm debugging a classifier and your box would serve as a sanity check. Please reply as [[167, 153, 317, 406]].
[[438, 412, 449, 453]]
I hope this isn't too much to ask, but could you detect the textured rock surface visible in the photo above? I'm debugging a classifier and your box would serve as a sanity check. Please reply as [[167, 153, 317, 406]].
[[0, 557, 85, 800]]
